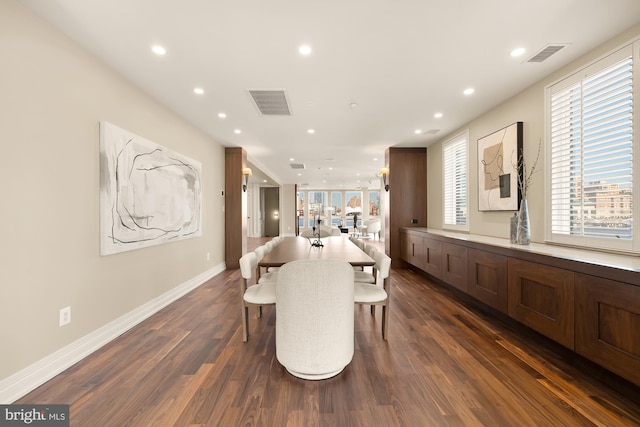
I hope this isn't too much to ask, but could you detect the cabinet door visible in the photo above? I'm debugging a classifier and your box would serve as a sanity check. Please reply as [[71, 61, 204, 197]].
[[423, 238, 442, 279], [399, 231, 409, 262], [401, 232, 425, 269], [575, 274, 640, 387], [468, 249, 508, 314], [507, 258, 574, 349], [441, 242, 468, 292]]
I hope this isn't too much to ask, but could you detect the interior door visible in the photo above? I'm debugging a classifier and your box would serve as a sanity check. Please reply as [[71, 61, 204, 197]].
[[262, 187, 280, 237]]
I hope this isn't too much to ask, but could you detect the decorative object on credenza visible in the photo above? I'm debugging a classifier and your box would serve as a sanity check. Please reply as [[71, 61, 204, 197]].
[[513, 139, 541, 245], [516, 200, 531, 245], [510, 213, 518, 243], [478, 122, 523, 211], [99, 121, 202, 255]]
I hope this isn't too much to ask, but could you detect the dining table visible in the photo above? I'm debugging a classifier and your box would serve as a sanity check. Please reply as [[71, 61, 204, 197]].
[[259, 236, 375, 268]]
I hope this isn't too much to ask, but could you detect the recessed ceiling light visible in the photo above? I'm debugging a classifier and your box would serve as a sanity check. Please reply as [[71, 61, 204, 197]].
[[218, 112, 226, 119], [463, 88, 475, 96], [289, 157, 295, 161], [414, 129, 423, 135], [151, 45, 166, 56], [434, 112, 443, 119], [193, 87, 204, 95], [510, 47, 526, 57], [263, 179, 267, 183], [298, 173, 302, 176], [349, 102, 358, 108], [373, 158, 378, 161], [234, 129, 241, 134], [307, 129, 315, 134], [299, 45, 312, 56]]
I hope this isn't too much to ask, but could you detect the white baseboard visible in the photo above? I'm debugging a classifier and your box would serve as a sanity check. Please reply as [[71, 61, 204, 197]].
[[0, 262, 226, 404]]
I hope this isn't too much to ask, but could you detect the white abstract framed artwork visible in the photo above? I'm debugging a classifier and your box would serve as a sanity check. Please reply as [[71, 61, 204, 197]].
[[100, 122, 202, 255]]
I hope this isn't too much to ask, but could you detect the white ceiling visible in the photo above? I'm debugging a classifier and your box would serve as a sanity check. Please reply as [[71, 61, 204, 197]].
[[19, 0, 640, 190]]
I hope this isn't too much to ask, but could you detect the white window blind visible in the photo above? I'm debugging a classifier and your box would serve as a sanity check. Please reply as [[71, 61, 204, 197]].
[[549, 49, 634, 249], [443, 132, 468, 229]]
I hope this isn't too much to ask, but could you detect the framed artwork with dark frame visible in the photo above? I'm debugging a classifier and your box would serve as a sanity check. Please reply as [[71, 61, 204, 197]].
[[477, 122, 523, 211]]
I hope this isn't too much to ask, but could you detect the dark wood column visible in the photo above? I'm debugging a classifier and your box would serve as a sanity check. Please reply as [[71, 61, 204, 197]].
[[384, 147, 427, 266], [225, 147, 247, 269]]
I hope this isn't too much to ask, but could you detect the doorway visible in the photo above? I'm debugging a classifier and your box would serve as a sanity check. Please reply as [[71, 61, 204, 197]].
[[261, 187, 280, 237]]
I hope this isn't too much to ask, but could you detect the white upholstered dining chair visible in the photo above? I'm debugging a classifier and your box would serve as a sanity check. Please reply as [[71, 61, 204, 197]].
[[353, 244, 377, 283], [254, 245, 278, 282], [354, 250, 392, 339], [276, 259, 355, 380], [239, 251, 276, 342]]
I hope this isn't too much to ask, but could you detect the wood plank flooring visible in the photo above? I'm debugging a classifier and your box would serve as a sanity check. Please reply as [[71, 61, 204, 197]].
[[17, 237, 640, 426]]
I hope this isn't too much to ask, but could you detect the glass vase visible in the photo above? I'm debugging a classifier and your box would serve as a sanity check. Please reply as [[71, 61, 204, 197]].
[[510, 213, 518, 243], [516, 199, 531, 245]]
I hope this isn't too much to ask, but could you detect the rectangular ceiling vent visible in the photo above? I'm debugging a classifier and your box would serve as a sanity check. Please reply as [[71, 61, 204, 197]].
[[527, 44, 567, 63], [290, 162, 306, 169], [248, 90, 291, 116]]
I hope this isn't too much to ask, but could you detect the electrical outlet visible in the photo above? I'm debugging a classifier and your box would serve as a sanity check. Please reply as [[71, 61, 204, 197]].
[[59, 306, 71, 327], [206, 252, 211, 261]]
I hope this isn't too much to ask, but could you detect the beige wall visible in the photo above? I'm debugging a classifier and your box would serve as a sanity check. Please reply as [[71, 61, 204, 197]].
[[0, 1, 225, 380], [280, 184, 297, 236], [428, 23, 640, 242]]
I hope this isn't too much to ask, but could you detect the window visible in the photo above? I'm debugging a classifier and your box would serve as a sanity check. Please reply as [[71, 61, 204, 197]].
[[547, 43, 636, 252], [331, 192, 343, 226], [368, 191, 380, 217], [345, 191, 362, 227], [308, 191, 328, 227], [443, 131, 469, 230], [297, 191, 304, 229]]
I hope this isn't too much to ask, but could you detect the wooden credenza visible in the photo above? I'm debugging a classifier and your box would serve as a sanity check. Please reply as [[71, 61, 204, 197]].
[[399, 227, 640, 387]]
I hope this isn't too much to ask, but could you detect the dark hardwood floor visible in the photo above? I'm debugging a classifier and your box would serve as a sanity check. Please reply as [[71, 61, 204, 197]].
[[17, 237, 640, 426]]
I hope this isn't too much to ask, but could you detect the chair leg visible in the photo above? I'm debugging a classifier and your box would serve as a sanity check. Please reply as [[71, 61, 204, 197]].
[[242, 306, 249, 342], [382, 304, 389, 340], [258, 305, 262, 318], [370, 305, 375, 315]]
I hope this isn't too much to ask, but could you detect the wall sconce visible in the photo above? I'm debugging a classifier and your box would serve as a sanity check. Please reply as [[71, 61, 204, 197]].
[[380, 167, 389, 191], [242, 167, 252, 192]]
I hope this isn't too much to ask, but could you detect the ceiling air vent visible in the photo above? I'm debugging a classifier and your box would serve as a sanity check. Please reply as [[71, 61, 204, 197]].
[[527, 44, 568, 63], [290, 162, 306, 169], [247, 89, 291, 116]]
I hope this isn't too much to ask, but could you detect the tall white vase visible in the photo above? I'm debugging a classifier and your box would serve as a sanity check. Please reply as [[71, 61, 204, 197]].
[[516, 199, 531, 245]]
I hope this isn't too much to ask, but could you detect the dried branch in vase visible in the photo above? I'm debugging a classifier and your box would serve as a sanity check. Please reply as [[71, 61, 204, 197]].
[[514, 139, 542, 200]]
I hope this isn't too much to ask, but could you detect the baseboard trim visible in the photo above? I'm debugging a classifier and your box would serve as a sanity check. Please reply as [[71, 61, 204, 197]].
[[0, 262, 226, 404]]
